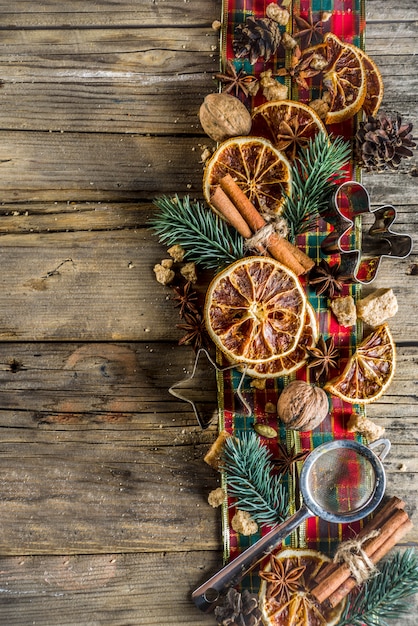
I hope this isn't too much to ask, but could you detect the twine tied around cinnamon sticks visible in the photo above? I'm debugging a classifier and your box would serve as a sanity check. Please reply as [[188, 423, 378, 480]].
[[310, 496, 413, 608], [210, 174, 314, 276], [331, 530, 380, 585]]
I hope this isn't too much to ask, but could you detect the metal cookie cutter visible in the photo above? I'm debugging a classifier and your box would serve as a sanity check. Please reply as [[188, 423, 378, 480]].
[[321, 181, 413, 284], [169, 348, 252, 429]]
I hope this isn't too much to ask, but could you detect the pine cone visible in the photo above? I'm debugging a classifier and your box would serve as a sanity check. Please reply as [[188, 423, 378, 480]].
[[355, 112, 416, 172], [233, 16, 281, 65], [214, 588, 263, 626]]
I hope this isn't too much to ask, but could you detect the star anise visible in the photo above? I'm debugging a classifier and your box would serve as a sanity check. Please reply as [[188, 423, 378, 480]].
[[275, 48, 322, 92], [215, 59, 259, 100], [293, 9, 331, 49], [171, 281, 199, 318], [307, 335, 339, 383], [308, 259, 351, 298], [259, 554, 306, 604], [177, 311, 209, 353], [273, 443, 310, 475]]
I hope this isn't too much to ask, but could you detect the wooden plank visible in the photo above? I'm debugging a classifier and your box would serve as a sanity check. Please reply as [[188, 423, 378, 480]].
[[0, 0, 221, 27], [0, 551, 221, 625], [0, 549, 415, 626], [0, 133, 212, 202], [0, 438, 221, 555], [0, 227, 415, 342]]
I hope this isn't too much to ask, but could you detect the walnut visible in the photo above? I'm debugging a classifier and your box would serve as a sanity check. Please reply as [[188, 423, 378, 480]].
[[153, 263, 175, 285], [199, 93, 252, 142], [161, 258, 173, 269], [331, 295, 357, 327], [266, 3, 290, 25], [231, 510, 258, 536], [180, 261, 197, 283], [347, 412, 385, 443], [167, 244, 185, 262], [277, 380, 329, 431], [208, 487, 226, 508]]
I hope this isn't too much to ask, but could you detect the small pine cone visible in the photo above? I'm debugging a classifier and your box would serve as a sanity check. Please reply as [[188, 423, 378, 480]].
[[233, 16, 281, 65], [356, 112, 416, 172], [214, 588, 263, 626]]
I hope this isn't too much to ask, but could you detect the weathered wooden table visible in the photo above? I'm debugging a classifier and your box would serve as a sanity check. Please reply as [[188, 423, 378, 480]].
[[0, 1, 416, 624]]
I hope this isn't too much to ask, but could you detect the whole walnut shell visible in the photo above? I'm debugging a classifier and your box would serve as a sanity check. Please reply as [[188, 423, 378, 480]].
[[199, 93, 252, 142], [277, 380, 329, 431]]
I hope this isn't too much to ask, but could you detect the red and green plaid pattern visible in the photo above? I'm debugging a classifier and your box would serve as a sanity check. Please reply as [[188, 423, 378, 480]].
[[218, 0, 367, 586]]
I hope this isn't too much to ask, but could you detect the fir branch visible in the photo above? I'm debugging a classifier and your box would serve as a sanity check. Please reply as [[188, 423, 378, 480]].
[[150, 195, 245, 270], [222, 431, 288, 527], [283, 133, 352, 241], [338, 549, 418, 626]]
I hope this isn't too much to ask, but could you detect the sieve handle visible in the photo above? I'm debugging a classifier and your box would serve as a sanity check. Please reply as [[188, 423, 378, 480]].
[[192, 504, 311, 612], [368, 437, 391, 460]]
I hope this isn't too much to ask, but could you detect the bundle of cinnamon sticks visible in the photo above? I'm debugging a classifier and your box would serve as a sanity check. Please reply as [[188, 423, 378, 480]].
[[210, 173, 314, 276], [311, 496, 413, 608]]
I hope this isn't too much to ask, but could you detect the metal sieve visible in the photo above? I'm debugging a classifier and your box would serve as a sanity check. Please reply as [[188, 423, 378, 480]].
[[192, 437, 390, 612]]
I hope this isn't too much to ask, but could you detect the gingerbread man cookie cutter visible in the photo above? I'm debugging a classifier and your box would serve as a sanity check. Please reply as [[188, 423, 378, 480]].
[[321, 181, 413, 284]]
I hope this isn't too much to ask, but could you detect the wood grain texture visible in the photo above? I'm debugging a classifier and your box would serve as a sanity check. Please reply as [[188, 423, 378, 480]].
[[0, 0, 416, 623]]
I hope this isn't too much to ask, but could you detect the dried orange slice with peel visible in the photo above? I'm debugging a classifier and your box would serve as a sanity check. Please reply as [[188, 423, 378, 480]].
[[356, 47, 384, 117], [245, 302, 318, 378], [325, 324, 395, 404], [204, 257, 307, 365], [259, 548, 346, 626], [203, 136, 292, 217], [298, 33, 366, 125], [251, 100, 328, 161]]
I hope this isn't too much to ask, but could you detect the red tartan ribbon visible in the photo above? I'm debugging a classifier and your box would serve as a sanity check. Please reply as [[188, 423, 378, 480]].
[[219, 0, 367, 573]]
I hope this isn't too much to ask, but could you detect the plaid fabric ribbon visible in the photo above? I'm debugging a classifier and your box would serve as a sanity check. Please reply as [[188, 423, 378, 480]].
[[218, 0, 366, 583]]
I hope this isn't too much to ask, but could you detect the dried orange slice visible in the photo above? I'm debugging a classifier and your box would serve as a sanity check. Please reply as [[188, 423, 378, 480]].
[[325, 324, 395, 404], [245, 302, 318, 378], [356, 47, 384, 117], [204, 256, 306, 365], [259, 548, 346, 626], [203, 136, 292, 216], [251, 101, 327, 161], [298, 33, 366, 124]]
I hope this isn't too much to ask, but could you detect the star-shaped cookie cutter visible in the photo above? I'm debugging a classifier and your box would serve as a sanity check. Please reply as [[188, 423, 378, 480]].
[[321, 181, 413, 284], [168, 348, 251, 429]]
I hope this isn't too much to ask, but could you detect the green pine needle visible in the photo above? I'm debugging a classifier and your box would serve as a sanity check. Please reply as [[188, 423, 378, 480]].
[[338, 549, 418, 626], [150, 194, 244, 270], [282, 133, 352, 241], [222, 431, 288, 527]]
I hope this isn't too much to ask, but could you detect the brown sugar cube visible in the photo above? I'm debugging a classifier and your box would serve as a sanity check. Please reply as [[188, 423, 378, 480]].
[[356, 288, 398, 327], [180, 261, 197, 284], [153, 263, 175, 285], [347, 412, 385, 442], [203, 429, 231, 470], [208, 487, 226, 508], [330, 295, 357, 327], [231, 510, 258, 536]]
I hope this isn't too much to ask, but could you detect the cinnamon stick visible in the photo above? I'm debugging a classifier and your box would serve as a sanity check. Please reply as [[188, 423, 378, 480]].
[[327, 518, 414, 608], [210, 186, 253, 239], [219, 173, 314, 275], [311, 507, 410, 605], [314, 496, 405, 585]]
